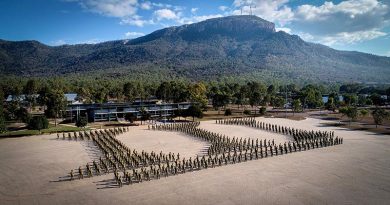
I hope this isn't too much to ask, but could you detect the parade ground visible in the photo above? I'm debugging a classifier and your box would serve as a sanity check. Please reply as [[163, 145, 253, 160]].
[[0, 117, 389, 205]]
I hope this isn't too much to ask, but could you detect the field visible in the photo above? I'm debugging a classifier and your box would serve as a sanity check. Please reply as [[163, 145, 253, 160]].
[[0, 117, 389, 205]]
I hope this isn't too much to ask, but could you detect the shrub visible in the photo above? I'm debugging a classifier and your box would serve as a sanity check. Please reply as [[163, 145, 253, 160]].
[[243, 109, 251, 115], [259, 107, 267, 115], [75, 116, 88, 128], [224, 108, 232, 116], [186, 105, 203, 121], [28, 116, 48, 131], [125, 112, 136, 123]]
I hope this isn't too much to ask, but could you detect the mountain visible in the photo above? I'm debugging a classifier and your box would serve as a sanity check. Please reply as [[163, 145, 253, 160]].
[[1, 15, 390, 83]]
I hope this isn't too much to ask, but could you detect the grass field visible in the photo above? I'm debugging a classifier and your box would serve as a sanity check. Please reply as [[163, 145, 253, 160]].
[[0, 124, 89, 137]]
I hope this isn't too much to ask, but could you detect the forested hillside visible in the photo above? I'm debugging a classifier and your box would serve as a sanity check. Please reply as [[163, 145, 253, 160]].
[[1, 15, 390, 83]]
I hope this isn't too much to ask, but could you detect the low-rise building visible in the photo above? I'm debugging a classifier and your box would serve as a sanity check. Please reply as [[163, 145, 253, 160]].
[[66, 102, 193, 122]]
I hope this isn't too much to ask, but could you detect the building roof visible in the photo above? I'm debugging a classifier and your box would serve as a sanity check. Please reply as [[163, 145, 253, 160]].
[[64, 93, 78, 102]]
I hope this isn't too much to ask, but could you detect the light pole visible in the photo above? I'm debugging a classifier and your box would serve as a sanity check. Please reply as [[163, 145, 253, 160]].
[[285, 84, 288, 118]]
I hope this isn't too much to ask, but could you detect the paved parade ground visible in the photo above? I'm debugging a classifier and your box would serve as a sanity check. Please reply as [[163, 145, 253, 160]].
[[0, 117, 389, 205]]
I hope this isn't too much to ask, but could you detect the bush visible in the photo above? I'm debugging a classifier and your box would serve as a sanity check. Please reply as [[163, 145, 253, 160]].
[[28, 116, 48, 131], [75, 116, 88, 128], [224, 109, 232, 116], [0, 117, 6, 133], [339, 106, 358, 123], [15, 107, 31, 123], [243, 109, 251, 115], [125, 113, 136, 123], [186, 105, 203, 121], [372, 108, 389, 128], [259, 107, 267, 115], [359, 109, 369, 118]]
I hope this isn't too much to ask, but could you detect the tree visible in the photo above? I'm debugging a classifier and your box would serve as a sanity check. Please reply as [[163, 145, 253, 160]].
[[339, 84, 362, 94], [0, 89, 6, 133], [370, 93, 383, 106], [386, 87, 390, 104], [76, 116, 88, 128], [92, 86, 108, 103], [259, 107, 267, 116], [359, 109, 369, 119], [212, 92, 229, 115], [299, 85, 323, 109], [28, 116, 48, 133], [372, 108, 389, 128], [329, 92, 340, 107], [44, 89, 67, 126], [292, 99, 302, 115], [189, 83, 208, 109], [358, 95, 368, 106], [271, 96, 285, 108], [186, 105, 203, 121], [339, 106, 358, 124], [325, 97, 336, 112], [24, 79, 38, 111], [171, 81, 190, 103], [267, 84, 276, 95], [247, 82, 266, 115], [156, 81, 172, 102], [233, 85, 247, 109], [224, 109, 232, 116], [173, 108, 183, 121], [124, 112, 136, 123], [344, 94, 358, 106], [77, 87, 92, 103], [15, 107, 30, 123], [139, 107, 150, 124]]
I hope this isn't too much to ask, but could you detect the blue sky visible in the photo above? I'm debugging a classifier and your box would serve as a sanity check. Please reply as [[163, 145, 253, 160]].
[[0, 0, 389, 56]]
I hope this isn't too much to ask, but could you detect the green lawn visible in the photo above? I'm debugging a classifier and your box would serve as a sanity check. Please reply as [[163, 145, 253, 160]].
[[0, 124, 89, 137]]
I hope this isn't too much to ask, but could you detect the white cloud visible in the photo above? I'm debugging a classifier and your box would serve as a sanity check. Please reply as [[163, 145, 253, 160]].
[[140, 1, 151, 10], [298, 29, 386, 46], [152, 2, 170, 8], [125, 31, 145, 38], [232, 0, 294, 26], [296, 32, 315, 41], [120, 15, 153, 27], [290, 0, 389, 44], [219, 6, 228, 11], [318, 29, 387, 46], [275, 27, 291, 34], [154, 9, 179, 21], [295, 0, 387, 21], [76, 0, 138, 18], [78, 38, 102, 44], [52, 39, 66, 46], [177, 14, 224, 25], [191, 8, 198, 14]]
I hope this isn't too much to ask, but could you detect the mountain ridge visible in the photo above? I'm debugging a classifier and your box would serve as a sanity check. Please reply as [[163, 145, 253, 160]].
[[1, 15, 390, 83]]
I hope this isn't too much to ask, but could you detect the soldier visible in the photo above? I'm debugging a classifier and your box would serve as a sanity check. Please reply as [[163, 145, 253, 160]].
[[70, 170, 74, 181], [78, 166, 83, 179]]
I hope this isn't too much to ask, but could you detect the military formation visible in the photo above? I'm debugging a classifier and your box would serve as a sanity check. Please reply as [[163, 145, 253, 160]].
[[60, 118, 343, 187], [216, 117, 341, 144]]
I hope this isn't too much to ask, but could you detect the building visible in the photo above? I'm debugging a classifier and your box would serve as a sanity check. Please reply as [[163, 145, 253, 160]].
[[65, 93, 82, 105], [66, 102, 193, 122], [322, 95, 344, 104]]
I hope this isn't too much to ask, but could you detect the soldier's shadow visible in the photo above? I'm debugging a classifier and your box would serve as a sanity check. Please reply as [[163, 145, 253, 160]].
[[95, 178, 120, 189]]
